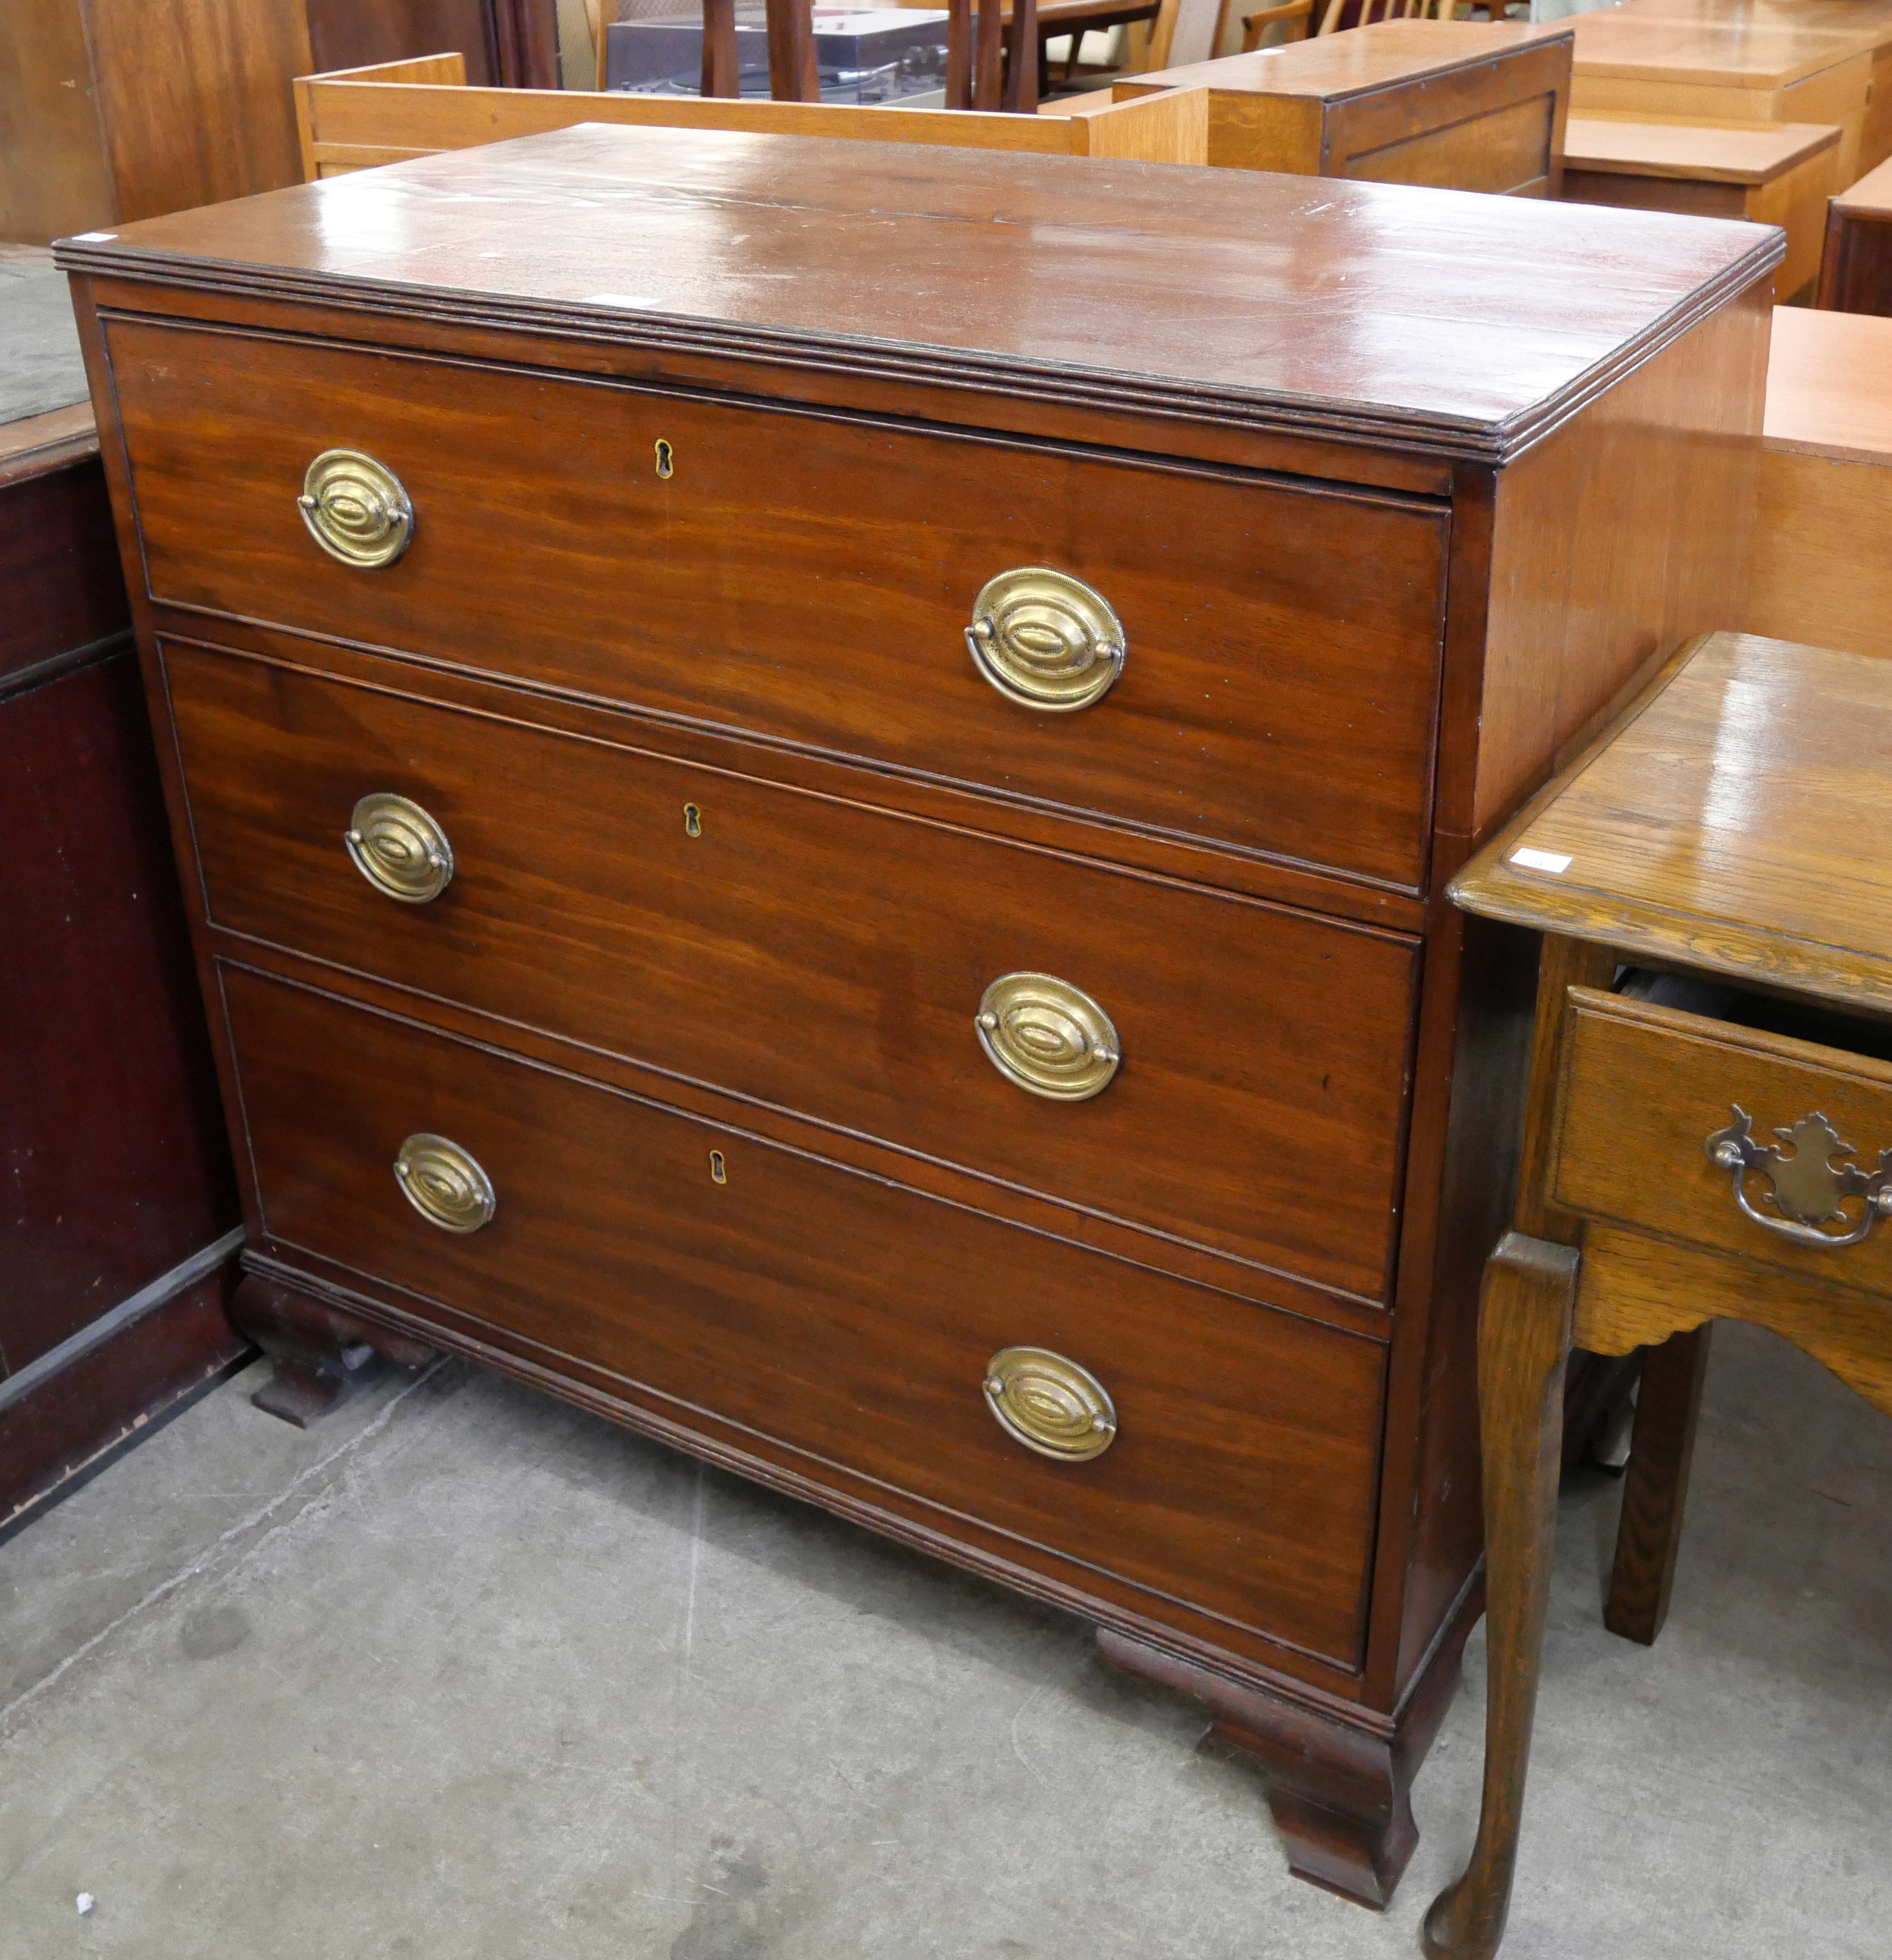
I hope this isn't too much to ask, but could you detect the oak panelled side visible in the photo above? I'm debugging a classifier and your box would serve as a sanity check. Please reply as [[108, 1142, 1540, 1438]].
[[61, 125, 1777, 1911]]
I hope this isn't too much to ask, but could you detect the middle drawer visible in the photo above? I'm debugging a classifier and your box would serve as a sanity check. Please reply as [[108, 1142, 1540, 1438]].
[[165, 637, 1418, 1303]]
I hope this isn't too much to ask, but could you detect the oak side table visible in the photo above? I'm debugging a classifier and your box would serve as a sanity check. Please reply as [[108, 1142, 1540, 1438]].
[[1424, 628, 1892, 1959]]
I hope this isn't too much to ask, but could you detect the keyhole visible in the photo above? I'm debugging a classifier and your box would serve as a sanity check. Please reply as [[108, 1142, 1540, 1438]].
[[654, 438, 674, 479], [683, 802, 702, 837], [708, 1149, 727, 1185]]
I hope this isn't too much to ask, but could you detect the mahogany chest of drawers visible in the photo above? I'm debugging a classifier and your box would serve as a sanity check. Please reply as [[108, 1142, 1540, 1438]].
[[58, 125, 1776, 1909]]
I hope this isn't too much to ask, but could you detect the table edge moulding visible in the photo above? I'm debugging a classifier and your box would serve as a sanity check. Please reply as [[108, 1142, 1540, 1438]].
[[55, 123, 1780, 1916]]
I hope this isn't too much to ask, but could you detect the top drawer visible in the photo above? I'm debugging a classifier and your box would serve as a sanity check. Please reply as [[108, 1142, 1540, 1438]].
[[105, 316, 1448, 890]]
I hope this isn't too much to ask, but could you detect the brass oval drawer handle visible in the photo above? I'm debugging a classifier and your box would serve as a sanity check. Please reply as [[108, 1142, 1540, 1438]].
[[965, 567, 1125, 713], [976, 972, 1120, 1102], [394, 1133, 496, 1234], [983, 1346, 1117, 1462], [1705, 1104, 1892, 1249], [345, 792, 454, 904], [299, 449, 414, 568]]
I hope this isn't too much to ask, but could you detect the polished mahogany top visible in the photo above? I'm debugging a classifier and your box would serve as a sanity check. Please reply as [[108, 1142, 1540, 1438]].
[[58, 122, 1777, 462]]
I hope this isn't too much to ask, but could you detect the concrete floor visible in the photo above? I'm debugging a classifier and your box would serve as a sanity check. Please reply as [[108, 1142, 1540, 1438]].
[[1, 1321, 1887, 1960]]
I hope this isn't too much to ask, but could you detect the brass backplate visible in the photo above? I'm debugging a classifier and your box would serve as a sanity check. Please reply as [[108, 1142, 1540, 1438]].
[[345, 792, 453, 904], [975, 972, 1121, 1102], [299, 448, 414, 568], [966, 567, 1125, 712], [983, 1346, 1117, 1462], [394, 1133, 496, 1234]]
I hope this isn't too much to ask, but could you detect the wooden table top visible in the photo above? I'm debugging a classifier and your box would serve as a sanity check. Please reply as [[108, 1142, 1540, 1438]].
[[1608, 0, 1892, 56], [1563, 114, 1839, 178], [1571, 12, 1868, 85], [55, 121, 1777, 466], [1452, 630, 1892, 1013], [1833, 149, 1892, 214], [1763, 303, 1892, 461], [1131, 19, 1570, 98]]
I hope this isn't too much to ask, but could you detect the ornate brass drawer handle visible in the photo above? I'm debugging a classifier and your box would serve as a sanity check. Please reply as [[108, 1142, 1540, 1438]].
[[983, 1346, 1117, 1462], [345, 792, 453, 904], [976, 972, 1121, 1102], [966, 567, 1125, 712], [394, 1133, 496, 1233], [299, 449, 413, 568], [1704, 1105, 1892, 1249]]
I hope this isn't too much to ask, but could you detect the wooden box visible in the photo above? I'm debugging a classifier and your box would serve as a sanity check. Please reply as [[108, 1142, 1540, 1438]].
[[58, 124, 1775, 1908], [1113, 19, 1573, 192], [1560, 115, 1839, 298], [1819, 152, 1892, 310]]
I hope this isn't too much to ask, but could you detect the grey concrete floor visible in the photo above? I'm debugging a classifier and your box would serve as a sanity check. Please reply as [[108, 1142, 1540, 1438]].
[[1, 1321, 1887, 1960]]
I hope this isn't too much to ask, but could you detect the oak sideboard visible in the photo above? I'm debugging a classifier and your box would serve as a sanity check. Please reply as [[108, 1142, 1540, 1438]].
[[58, 125, 1776, 1908]]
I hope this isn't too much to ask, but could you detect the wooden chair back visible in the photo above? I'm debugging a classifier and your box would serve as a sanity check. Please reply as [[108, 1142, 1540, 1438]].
[[1317, 0, 1452, 33], [1240, 0, 1311, 50], [1147, 0, 1233, 72]]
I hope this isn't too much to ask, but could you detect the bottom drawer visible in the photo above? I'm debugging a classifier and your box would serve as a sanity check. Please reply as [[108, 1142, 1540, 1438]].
[[222, 963, 1386, 1669]]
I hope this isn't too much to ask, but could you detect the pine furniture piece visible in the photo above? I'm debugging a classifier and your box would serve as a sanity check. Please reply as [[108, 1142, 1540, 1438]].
[[1568, 12, 1876, 184], [1559, 116, 1838, 299], [1426, 628, 1892, 1959], [1111, 19, 1573, 190], [1818, 152, 1892, 310], [0, 0, 559, 248], [59, 120, 1774, 1908], [1747, 305, 1892, 660], [1603, 0, 1892, 181], [294, 51, 1207, 177], [0, 305, 242, 1538]]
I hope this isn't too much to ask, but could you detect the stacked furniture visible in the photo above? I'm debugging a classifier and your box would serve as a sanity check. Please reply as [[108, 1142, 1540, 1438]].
[[59, 120, 1774, 1909]]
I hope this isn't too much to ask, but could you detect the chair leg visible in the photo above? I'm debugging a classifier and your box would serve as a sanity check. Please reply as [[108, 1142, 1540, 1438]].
[[1423, 1230, 1579, 1960], [1604, 1324, 1712, 1646]]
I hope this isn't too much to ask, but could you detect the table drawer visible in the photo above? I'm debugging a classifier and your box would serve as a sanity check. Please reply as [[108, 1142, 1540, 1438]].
[[109, 316, 1448, 890], [167, 638, 1416, 1304], [223, 964, 1385, 1667], [1555, 985, 1892, 1287]]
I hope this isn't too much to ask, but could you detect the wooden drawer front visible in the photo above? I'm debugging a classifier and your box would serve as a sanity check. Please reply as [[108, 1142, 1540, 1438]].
[[1555, 988, 1892, 1287], [167, 640, 1416, 1303], [110, 317, 1448, 890], [224, 966, 1385, 1667]]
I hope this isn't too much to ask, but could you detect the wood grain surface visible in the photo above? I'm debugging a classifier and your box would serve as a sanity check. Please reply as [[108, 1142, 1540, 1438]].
[[223, 960, 1388, 1668], [163, 636, 1420, 1303], [59, 121, 1778, 461], [1819, 153, 1892, 310], [109, 317, 1451, 892], [1453, 632, 1892, 1009]]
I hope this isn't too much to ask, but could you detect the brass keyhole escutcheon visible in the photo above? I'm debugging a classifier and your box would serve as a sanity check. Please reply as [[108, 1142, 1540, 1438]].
[[394, 1133, 496, 1234], [709, 1148, 728, 1184], [983, 1347, 1117, 1462], [654, 438, 675, 478], [299, 449, 413, 568], [683, 802, 702, 837], [975, 972, 1121, 1102], [966, 567, 1125, 712], [345, 793, 454, 904]]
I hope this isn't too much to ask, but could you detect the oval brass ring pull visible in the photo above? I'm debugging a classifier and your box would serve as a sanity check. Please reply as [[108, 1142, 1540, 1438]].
[[976, 972, 1121, 1102], [966, 567, 1124, 712], [299, 449, 414, 568], [1705, 1104, 1892, 1248], [394, 1133, 496, 1234], [983, 1346, 1117, 1462], [345, 792, 453, 904]]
